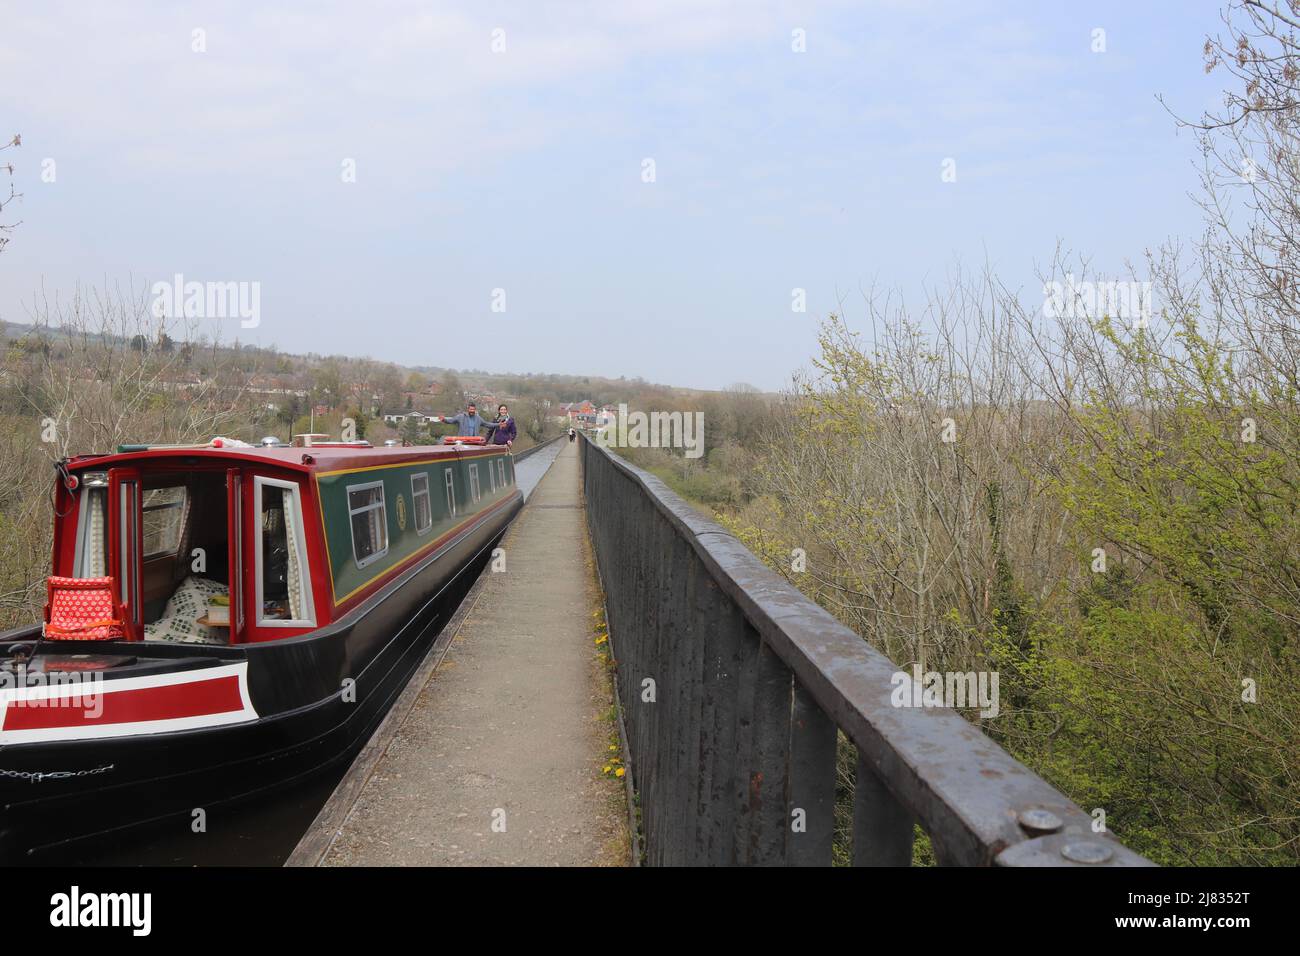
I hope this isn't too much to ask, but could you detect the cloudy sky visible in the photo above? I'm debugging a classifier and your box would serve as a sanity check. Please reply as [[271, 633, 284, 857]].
[[1, 1, 1226, 390]]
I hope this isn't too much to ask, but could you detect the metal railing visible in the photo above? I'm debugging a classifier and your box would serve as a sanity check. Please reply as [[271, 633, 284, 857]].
[[580, 436, 1152, 866]]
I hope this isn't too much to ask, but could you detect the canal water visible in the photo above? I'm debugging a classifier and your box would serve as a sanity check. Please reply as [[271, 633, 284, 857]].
[[514, 438, 566, 502], [59, 444, 564, 866]]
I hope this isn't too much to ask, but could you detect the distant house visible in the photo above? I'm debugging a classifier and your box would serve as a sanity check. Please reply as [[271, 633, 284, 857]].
[[399, 387, 445, 413], [247, 374, 307, 399], [382, 412, 437, 427], [555, 400, 598, 426], [156, 371, 205, 392]]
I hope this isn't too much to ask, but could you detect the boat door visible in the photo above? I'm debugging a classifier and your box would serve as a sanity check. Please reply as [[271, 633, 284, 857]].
[[108, 467, 144, 640]]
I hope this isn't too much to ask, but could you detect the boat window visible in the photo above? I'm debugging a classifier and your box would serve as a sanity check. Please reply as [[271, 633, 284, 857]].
[[498, 458, 507, 487], [347, 481, 389, 569], [488, 459, 496, 493], [142, 485, 187, 558], [445, 468, 456, 517], [469, 464, 481, 503], [74, 485, 109, 577], [255, 477, 315, 626], [411, 472, 432, 535]]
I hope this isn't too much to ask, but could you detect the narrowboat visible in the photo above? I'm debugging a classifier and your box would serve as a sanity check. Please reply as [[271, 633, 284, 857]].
[[0, 435, 522, 861]]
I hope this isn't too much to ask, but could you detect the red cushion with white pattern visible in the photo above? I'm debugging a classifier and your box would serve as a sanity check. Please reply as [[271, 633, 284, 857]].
[[44, 576, 124, 640]]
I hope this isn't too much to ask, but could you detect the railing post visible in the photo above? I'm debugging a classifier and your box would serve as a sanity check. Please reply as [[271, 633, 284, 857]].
[[739, 639, 792, 865], [700, 580, 744, 865], [662, 530, 698, 865], [678, 555, 708, 864], [728, 621, 758, 862], [618, 467, 650, 853], [644, 509, 672, 864], [853, 751, 914, 866], [636, 496, 663, 863], [785, 680, 837, 866]]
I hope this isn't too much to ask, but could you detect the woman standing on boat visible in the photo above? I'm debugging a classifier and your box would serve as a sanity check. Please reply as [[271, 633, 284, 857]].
[[488, 404, 516, 449]]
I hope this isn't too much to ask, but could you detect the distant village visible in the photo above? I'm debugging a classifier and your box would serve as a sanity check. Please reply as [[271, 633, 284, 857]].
[[0, 319, 657, 450], [382, 395, 617, 435], [136, 365, 623, 444]]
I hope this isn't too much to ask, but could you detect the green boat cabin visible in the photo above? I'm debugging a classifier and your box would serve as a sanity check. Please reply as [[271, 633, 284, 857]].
[[49, 439, 518, 645]]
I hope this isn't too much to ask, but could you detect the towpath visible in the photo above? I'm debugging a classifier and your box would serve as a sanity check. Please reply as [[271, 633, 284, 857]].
[[310, 441, 629, 866]]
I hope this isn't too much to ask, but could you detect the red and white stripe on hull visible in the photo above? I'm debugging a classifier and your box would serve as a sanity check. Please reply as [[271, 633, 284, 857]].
[[0, 662, 258, 744]]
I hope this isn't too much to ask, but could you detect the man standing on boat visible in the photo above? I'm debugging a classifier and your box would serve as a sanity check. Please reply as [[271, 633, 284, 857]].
[[433, 402, 492, 438]]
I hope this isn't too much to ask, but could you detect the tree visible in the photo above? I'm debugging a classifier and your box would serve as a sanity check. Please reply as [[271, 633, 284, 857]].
[[401, 416, 424, 445], [1173, 0, 1300, 395], [312, 360, 343, 410], [0, 133, 19, 255], [376, 363, 404, 414], [527, 395, 551, 442], [441, 371, 465, 410]]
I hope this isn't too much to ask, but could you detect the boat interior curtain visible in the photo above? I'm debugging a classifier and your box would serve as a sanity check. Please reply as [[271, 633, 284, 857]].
[[283, 490, 302, 620], [172, 487, 194, 589], [86, 490, 107, 577]]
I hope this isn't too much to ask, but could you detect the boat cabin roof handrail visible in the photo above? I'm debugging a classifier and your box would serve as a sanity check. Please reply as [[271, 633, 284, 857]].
[[62, 444, 506, 475]]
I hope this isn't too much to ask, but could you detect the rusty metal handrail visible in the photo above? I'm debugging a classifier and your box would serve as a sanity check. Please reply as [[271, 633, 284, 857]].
[[579, 435, 1151, 866]]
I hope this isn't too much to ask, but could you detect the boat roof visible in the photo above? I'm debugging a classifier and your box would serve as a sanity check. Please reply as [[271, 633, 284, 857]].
[[64, 442, 506, 476]]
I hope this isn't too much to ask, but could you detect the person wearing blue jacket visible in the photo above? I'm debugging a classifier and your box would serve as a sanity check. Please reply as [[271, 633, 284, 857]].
[[434, 402, 492, 437]]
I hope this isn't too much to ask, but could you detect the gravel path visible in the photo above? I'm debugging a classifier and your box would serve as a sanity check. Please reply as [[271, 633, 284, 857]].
[[322, 441, 629, 866]]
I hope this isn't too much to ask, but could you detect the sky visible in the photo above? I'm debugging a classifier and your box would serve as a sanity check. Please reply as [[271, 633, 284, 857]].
[[0, 1, 1230, 391]]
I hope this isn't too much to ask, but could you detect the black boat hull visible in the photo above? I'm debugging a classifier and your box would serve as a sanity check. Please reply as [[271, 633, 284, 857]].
[[0, 492, 520, 863]]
